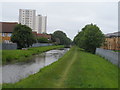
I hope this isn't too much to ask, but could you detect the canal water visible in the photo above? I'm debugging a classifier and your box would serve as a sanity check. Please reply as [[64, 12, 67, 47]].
[[2, 48, 69, 83]]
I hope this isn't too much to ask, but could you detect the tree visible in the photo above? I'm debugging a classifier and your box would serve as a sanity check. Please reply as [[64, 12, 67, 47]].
[[74, 24, 105, 53], [11, 24, 36, 49], [37, 37, 49, 43], [52, 30, 72, 45]]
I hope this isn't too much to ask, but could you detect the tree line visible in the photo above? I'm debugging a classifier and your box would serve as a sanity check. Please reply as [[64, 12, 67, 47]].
[[73, 23, 105, 53], [11, 23, 105, 53], [11, 24, 72, 49]]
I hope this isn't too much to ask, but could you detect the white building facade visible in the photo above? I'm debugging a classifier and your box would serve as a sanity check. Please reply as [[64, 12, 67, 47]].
[[19, 9, 36, 31], [19, 9, 47, 33], [35, 15, 42, 33], [41, 16, 47, 33]]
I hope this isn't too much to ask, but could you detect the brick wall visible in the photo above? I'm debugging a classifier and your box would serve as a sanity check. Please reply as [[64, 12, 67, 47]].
[[2, 43, 17, 50], [102, 37, 120, 50]]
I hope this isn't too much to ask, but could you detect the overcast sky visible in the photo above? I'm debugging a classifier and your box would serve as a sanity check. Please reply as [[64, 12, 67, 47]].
[[1, 2, 118, 40]]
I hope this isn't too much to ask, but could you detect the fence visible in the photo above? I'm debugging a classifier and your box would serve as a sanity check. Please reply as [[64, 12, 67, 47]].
[[1, 43, 54, 50], [2, 43, 17, 50], [95, 48, 119, 67], [32, 43, 53, 47]]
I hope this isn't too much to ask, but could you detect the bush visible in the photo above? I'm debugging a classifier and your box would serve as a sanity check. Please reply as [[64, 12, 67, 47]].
[[11, 24, 36, 49], [52, 30, 72, 45], [37, 37, 49, 43]]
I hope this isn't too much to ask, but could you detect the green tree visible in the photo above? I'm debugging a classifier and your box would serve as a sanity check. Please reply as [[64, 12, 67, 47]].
[[74, 24, 105, 53], [37, 37, 49, 43], [52, 30, 71, 45], [11, 24, 36, 49]]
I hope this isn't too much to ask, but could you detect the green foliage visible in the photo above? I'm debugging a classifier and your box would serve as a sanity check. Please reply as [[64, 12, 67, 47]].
[[3, 47, 118, 88], [11, 24, 36, 49], [37, 37, 49, 43], [52, 30, 72, 45], [74, 24, 105, 53]]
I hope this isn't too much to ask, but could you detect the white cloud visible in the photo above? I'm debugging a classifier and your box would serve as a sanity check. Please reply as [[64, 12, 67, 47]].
[[0, 3, 2, 21], [0, 0, 119, 2], [1, 2, 118, 40]]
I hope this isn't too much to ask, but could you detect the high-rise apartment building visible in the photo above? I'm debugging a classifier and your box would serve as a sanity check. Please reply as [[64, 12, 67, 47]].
[[19, 9, 47, 33], [35, 15, 47, 33], [19, 9, 36, 31], [41, 16, 47, 33], [35, 15, 42, 33]]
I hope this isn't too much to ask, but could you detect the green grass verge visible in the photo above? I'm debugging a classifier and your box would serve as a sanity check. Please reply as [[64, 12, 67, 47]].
[[2, 45, 64, 64], [114, 50, 120, 52], [3, 46, 118, 88]]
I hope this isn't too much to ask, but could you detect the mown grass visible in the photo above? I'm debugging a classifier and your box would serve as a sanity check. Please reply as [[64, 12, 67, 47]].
[[0, 50, 2, 65], [3, 46, 118, 88], [2, 45, 64, 64], [64, 48, 118, 88]]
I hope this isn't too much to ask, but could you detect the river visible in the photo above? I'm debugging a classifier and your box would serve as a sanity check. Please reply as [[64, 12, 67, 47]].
[[1, 48, 69, 84]]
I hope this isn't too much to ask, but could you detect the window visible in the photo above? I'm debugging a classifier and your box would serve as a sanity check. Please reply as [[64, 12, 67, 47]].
[[8, 33, 12, 37], [2, 33, 5, 37]]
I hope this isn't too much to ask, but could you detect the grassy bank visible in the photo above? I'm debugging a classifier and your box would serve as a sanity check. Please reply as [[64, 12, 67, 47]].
[[3, 46, 118, 88], [2, 45, 64, 64]]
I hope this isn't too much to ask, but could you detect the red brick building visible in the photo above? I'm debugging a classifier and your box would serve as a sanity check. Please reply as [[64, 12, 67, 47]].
[[0, 22, 18, 43], [0, 22, 51, 43], [37, 33, 51, 40], [32, 31, 51, 40], [101, 32, 120, 50]]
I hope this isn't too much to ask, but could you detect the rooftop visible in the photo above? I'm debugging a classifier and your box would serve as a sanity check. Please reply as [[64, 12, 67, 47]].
[[0, 22, 18, 33], [105, 31, 120, 37]]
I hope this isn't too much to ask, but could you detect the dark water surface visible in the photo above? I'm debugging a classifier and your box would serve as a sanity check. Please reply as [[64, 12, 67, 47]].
[[2, 48, 69, 83]]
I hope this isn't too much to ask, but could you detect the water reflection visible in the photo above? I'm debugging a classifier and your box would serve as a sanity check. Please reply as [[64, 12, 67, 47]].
[[2, 48, 69, 83]]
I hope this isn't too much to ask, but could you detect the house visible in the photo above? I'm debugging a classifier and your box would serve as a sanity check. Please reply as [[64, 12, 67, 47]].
[[0, 22, 51, 43], [32, 31, 51, 40], [32, 31, 37, 37], [37, 33, 51, 40], [101, 32, 120, 50], [0, 22, 18, 43]]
